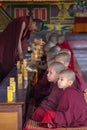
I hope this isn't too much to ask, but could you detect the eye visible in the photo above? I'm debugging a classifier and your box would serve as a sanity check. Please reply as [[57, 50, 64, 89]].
[[49, 71, 52, 75]]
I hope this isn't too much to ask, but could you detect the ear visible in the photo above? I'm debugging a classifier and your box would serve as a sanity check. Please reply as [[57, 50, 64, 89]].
[[65, 62, 69, 68], [68, 80, 73, 86]]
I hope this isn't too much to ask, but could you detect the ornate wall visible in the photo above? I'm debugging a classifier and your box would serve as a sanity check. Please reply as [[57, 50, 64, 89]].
[[0, 0, 75, 31]]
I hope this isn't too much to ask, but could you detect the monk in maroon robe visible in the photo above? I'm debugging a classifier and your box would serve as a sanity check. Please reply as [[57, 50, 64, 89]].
[[0, 16, 43, 76], [31, 62, 65, 121], [41, 86, 87, 128], [41, 70, 87, 128]]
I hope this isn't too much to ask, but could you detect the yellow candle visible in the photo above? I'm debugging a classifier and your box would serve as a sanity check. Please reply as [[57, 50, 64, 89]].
[[7, 86, 13, 102], [10, 81, 16, 93]]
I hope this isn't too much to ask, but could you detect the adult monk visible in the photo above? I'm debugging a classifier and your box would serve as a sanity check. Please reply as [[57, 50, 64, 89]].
[[0, 16, 43, 77]]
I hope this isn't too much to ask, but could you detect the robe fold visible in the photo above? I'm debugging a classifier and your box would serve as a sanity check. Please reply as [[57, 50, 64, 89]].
[[32, 84, 63, 121], [41, 83, 63, 111]]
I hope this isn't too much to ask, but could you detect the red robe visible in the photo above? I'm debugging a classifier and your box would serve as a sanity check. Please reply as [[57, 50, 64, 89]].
[[0, 16, 30, 75], [57, 40, 74, 70], [41, 86, 87, 128]]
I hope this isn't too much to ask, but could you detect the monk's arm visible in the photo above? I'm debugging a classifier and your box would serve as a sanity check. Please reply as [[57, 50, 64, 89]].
[[18, 21, 26, 60]]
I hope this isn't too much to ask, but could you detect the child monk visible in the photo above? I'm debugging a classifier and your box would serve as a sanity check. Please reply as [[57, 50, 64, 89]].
[[32, 62, 65, 121], [55, 52, 87, 94], [46, 46, 61, 62], [41, 69, 87, 128], [26, 48, 61, 120], [57, 32, 74, 70]]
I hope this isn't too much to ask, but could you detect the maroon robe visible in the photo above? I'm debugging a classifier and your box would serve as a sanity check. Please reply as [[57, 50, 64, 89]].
[[30, 70, 51, 102], [0, 16, 30, 75], [32, 83, 63, 121], [40, 83, 63, 111], [57, 40, 74, 70], [26, 70, 51, 119], [75, 71, 87, 91], [41, 86, 87, 128], [55, 86, 87, 127]]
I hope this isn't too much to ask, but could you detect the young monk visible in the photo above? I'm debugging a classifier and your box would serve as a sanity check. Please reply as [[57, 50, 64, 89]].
[[46, 30, 59, 43], [43, 41, 55, 53], [57, 31, 74, 70], [41, 69, 87, 128], [46, 46, 61, 62], [26, 48, 61, 120], [55, 52, 87, 93], [43, 32, 59, 53], [32, 62, 65, 121]]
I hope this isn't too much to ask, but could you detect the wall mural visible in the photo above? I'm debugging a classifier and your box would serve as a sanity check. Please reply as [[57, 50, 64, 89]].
[[1, 1, 75, 31]]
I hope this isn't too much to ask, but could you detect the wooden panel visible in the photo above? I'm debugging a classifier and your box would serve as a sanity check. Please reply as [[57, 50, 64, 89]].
[[0, 105, 22, 130], [74, 23, 87, 33], [0, 112, 18, 130]]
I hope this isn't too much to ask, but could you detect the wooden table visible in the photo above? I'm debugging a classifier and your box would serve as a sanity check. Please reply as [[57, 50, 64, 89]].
[[0, 67, 31, 130], [74, 17, 87, 33]]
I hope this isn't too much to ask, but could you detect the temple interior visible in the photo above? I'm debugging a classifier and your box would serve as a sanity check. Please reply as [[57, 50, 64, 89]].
[[0, 0, 87, 130]]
